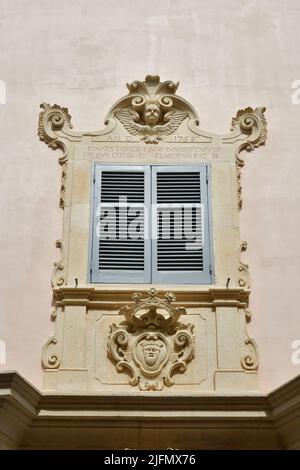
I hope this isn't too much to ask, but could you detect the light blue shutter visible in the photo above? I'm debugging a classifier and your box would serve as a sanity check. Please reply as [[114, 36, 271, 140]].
[[152, 165, 212, 284], [90, 165, 151, 283]]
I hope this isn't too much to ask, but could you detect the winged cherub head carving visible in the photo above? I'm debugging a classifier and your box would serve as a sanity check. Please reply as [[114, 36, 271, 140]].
[[113, 76, 194, 143]]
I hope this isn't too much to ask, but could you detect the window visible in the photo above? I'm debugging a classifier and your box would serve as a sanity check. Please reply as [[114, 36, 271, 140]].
[[90, 164, 213, 284]]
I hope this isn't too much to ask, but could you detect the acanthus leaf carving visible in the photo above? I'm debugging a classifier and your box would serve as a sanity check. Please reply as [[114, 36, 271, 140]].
[[107, 289, 195, 390], [38, 103, 73, 160], [231, 106, 267, 209], [232, 106, 267, 155], [111, 75, 198, 144], [38, 103, 72, 210]]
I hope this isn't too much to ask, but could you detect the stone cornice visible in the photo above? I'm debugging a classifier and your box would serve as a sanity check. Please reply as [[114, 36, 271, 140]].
[[0, 371, 300, 421], [268, 376, 300, 424], [52, 286, 250, 309], [0, 372, 300, 449], [0, 371, 40, 415]]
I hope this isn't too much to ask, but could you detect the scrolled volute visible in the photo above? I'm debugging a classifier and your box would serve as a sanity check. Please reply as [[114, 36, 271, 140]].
[[241, 338, 259, 371], [38, 103, 73, 163], [41, 336, 61, 369], [232, 106, 267, 166]]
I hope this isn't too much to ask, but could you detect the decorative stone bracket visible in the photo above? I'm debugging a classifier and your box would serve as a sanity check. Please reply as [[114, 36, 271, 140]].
[[107, 289, 195, 391]]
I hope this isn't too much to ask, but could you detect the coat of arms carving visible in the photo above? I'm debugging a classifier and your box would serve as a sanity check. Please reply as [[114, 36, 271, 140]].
[[107, 289, 195, 390]]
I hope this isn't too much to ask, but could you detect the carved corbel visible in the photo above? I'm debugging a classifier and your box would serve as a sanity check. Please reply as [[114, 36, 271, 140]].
[[231, 107, 267, 209], [107, 289, 195, 390]]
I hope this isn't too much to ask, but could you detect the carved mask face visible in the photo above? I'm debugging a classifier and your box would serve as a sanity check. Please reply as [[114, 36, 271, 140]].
[[143, 104, 161, 125], [142, 344, 161, 367]]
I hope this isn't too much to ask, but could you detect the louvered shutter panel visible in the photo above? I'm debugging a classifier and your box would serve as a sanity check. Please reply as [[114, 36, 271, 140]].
[[91, 165, 151, 283], [152, 165, 212, 284]]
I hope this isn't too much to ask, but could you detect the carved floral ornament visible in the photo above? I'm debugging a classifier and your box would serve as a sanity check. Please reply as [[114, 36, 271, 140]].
[[107, 289, 195, 391]]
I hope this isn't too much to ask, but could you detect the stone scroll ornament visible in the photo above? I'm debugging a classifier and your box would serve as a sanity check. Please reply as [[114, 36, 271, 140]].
[[231, 106, 267, 209], [113, 75, 193, 144], [37, 76, 267, 209], [107, 289, 195, 391]]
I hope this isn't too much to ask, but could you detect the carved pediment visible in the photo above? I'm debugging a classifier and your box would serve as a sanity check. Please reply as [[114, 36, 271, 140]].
[[106, 75, 198, 144], [37, 75, 266, 156]]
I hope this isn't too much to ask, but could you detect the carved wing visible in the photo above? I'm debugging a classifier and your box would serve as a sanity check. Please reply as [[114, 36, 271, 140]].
[[155, 111, 188, 136], [115, 109, 148, 135]]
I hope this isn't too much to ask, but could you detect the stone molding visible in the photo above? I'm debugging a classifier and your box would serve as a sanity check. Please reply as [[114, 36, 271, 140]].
[[0, 371, 299, 449], [52, 286, 250, 307]]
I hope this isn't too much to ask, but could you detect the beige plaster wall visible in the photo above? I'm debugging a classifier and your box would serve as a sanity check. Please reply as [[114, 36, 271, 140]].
[[0, 0, 299, 391]]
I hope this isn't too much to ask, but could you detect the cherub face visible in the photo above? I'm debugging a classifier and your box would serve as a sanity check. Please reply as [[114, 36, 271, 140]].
[[143, 104, 161, 126]]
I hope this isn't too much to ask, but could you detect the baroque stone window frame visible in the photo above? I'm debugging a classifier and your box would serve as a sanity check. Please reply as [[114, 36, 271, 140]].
[[38, 76, 266, 393]]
